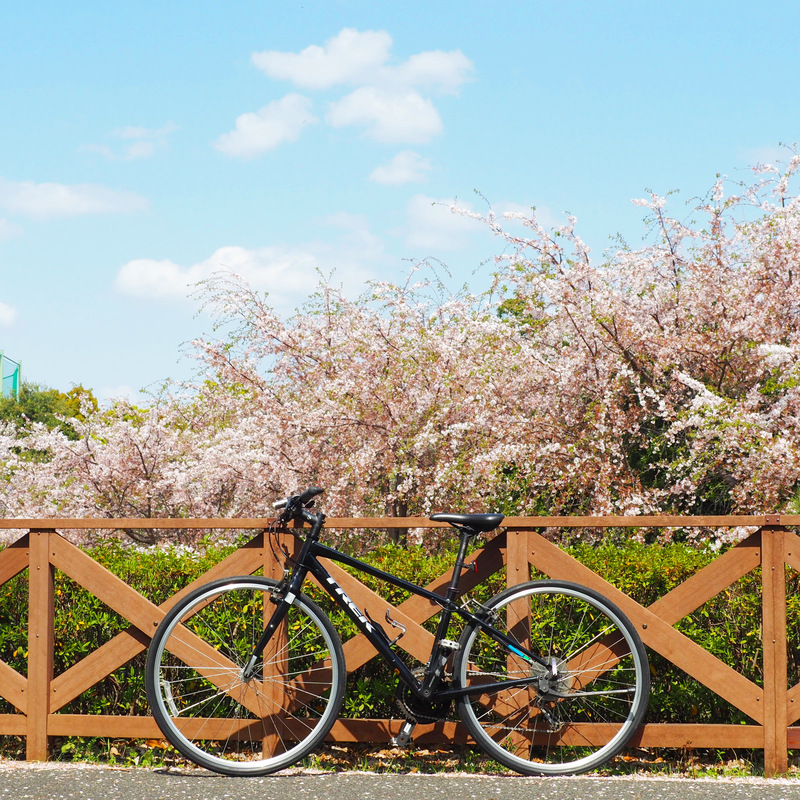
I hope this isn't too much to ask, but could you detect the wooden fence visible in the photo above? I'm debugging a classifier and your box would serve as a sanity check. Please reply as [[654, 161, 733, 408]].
[[1, 513, 799, 776]]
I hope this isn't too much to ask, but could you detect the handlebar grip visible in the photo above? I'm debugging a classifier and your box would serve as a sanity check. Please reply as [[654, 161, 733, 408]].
[[272, 486, 325, 514], [296, 486, 324, 506]]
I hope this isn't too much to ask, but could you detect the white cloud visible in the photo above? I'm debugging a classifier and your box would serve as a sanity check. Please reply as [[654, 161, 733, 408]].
[[500, 202, 562, 231], [0, 218, 24, 242], [115, 221, 382, 310], [402, 196, 564, 256], [0, 178, 148, 220], [115, 257, 207, 300], [96, 385, 138, 405], [242, 28, 473, 148], [370, 151, 431, 185], [252, 28, 392, 90], [85, 122, 178, 161], [319, 211, 385, 259], [739, 145, 793, 170], [253, 28, 472, 94], [390, 50, 474, 94], [213, 94, 318, 158], [115, 122, 178, 141], [327, 87, 442, 143], [404, 194, 479, 251], [0, 301, 16, 326], [123, 140, 157, 159]]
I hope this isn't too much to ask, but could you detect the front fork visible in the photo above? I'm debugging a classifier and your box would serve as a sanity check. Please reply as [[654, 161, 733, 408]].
[[241, 519, 320, 681], [241, 587, 296, 680]]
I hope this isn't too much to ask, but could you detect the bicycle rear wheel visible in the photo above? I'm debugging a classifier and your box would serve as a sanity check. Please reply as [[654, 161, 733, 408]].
[[146, 576, 345, 775], [454, 580, 649, 775]]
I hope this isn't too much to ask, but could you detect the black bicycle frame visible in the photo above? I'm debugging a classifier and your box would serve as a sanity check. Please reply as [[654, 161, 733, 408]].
[[249, 511, 551, 703]]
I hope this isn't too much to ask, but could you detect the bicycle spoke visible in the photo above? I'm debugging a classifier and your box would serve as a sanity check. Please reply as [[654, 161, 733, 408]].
[[455, 581, 648, 775], [146, 578, 345, 776]]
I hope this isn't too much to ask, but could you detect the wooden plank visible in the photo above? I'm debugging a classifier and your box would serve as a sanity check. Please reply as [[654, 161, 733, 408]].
[[762, 527, 788, 776], [382, 530, 507, 622], [51, 530, 265, 638], [0, 519, 280, 530], [5, 515, 800, 763], [322, 560, 435, 666], [526, 530, 765, 723], [50, 628, 151, 714], [788, 684, 800, 726], [0, 534, 30, 584], [262, 532, 293, 757], [505, 516, 767, 529], [159, 534, 266, 606], [4, 513, 800, 531], [0, 658, 27, 713], [50, 535, 270, 717], [311, 531, 507, 675], [327, 721, 765, 748], [49, 536, 266, 710], [0, 538, 29, 716], [327, 718, 468, 743], [35, 715, 771, 750], [783, 530, 800, 574], [506, 529, 530, 589], [50, 535, 166, 638], [304, 719, 769, 749], [505, 530, 533, 694], [26, 530, 54, 761], [633, 724, 764, 748], [48, 714, 162, 738], [648, 532, 761, 623], [0, 714, 26, 735], [150, 620, 272, 719]]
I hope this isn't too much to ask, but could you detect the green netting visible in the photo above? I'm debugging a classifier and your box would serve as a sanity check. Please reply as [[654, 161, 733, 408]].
[[0, 352, 20, 399]]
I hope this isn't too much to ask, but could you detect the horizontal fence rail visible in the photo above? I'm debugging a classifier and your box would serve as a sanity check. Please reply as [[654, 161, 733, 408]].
[[1, 513, 799, 775]]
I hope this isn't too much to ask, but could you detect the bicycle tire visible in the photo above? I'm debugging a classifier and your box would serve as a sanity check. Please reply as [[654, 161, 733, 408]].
[[454, 580, 649, 775], [146, 576, 345, 776]]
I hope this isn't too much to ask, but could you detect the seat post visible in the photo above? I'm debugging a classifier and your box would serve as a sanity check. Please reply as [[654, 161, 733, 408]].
[[445, 528, 475, 601], [418, 526, 477, 700]]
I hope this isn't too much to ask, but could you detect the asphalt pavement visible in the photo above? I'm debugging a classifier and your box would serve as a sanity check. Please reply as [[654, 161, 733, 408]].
[[1, 764, 800, 800]]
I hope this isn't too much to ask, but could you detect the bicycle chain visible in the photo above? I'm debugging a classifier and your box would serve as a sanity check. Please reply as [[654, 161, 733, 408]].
[[395, 667, 453, 723]]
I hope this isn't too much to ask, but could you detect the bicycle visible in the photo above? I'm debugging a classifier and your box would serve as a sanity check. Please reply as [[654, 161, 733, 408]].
[[145, 486, 649, 776]]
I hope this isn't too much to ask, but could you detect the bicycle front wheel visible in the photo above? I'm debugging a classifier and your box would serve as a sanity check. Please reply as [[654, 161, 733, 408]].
[[146, 576, 345, 776], [454, 580, 649, 776]]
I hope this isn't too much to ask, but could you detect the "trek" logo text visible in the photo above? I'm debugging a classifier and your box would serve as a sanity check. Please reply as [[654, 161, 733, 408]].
[[325, 576, 374, 634]]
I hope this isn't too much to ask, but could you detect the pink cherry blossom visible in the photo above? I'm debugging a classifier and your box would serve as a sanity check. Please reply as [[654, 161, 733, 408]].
[[3, 156, 800, 548]]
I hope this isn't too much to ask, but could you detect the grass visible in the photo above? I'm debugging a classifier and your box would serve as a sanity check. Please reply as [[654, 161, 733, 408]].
[[300, 743, 775, 779], [3, 736, 796, 779]]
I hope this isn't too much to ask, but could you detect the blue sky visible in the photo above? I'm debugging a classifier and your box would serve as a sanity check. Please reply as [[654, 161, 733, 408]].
[[1, 0, 799, 403]]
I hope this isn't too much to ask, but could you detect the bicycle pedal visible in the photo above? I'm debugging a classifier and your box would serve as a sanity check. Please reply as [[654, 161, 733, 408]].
[[391, 719, 416, 748]]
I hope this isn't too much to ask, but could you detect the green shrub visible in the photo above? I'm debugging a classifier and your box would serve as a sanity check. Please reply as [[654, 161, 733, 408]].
[[0, 536, 240, 719], [0, 533, 784, 758]]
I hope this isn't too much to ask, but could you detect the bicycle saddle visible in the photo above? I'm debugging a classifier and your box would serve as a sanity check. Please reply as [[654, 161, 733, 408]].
[[429, 512, 505, 533]]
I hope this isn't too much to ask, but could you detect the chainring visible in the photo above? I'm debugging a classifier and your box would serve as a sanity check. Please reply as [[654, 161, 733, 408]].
[[395, 667, 452, 723]]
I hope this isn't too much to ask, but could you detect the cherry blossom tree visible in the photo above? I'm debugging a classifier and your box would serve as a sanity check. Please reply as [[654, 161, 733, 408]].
[[2, 155, 800, 546], [475, 155, 800, 527]]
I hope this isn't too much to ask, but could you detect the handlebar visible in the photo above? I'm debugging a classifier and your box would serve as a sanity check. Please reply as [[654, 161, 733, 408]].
[[273, 486, 325, 520]]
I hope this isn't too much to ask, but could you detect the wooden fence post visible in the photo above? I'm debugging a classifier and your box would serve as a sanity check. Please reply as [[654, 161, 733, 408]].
[[27, 530, 55, 761], [2, 513, 800, 763], [762, 520, 788, 776], [506, 528, 529, 590]]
